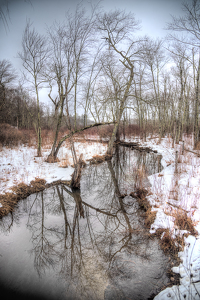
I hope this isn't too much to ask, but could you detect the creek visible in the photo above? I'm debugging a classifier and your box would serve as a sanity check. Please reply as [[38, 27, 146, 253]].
[[0, 146, 169, 300]]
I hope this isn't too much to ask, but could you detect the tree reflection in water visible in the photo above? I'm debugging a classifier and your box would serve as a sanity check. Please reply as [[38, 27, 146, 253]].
[[0, 146, 168, 300]]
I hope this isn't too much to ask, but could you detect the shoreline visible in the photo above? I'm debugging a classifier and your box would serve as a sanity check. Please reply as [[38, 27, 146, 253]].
[[1, 135, 200, 299]]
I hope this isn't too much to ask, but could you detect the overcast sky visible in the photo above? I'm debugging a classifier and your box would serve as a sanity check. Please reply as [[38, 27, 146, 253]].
[[0, 0, 186, 103], [0, 0, 185, 68]]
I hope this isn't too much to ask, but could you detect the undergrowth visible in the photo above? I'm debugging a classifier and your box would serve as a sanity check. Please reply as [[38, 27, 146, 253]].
[[0, 123, 24, 146]]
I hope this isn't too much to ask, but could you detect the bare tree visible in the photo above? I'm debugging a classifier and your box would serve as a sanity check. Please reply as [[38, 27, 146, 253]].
[[81, 45, 102, 127], [45, 21, 75, 162], [46, 3, 100, 163], [98, 10, 141, 155], [139, 37, 166, 142], [67, 2, 97, 130], [167, 42, 191, 143], [19, 20, 48, 156], [0, 59, 16, 111], [167, 0, 200, 148]]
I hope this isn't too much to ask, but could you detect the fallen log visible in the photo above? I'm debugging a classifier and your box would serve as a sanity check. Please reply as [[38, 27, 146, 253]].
[[116, 141, 158, 153], [185, 148, 200, 156]]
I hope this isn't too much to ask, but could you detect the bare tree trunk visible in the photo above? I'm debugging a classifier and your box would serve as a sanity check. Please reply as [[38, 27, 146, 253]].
[[194, 53, 200, 149], [35, 83, 42, 157], [176, 67, 184, 144], [107, 66, 134, 156], [47, 122, 115, 161], [70, 153, 84, 189], [46, 90, 65, 162]]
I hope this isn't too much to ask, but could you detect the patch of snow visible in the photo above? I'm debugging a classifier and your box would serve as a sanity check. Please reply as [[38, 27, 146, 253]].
[[124, 134, 200, 299], [0, 141, 107, 196]]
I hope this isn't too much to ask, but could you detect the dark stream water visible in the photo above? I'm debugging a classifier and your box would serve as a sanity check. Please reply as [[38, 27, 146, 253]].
[[0, 146, 168, 300]]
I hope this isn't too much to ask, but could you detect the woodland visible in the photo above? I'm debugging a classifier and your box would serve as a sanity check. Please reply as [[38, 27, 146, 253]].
[[2, 2, 200, 299], [1, 1, 200, 161]]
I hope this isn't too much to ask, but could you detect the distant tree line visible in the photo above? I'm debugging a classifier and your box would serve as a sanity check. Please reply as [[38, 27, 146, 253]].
[[0, 66, 89, 131]]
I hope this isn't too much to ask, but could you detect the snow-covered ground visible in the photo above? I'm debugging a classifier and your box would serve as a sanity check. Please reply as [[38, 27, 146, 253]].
[[127, 135, 200, 300], [0, 140, 107, 196], [1, 134, 200, 299]]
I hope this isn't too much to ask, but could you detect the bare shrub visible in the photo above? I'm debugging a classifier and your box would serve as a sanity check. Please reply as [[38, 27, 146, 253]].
[[19, 129, 36, 145], [0, 123, 23, 146], [124, 124, 144, 137], [85, 125, 114, 139]]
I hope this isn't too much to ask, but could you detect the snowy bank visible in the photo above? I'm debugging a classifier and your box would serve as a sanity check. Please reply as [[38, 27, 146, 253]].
[[1, 135, 200, 299], [0, 140, 107, 200], [127, 135, 200, 300]]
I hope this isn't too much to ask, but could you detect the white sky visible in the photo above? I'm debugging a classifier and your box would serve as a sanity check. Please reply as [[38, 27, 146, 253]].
[[0, 0, 185, 68], [0, 0, 185, 103]]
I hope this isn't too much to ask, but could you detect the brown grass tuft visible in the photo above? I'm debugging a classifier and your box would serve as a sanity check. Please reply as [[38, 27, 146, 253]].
[[194, 141, 200, 150], [30, 178, 46, 193], [130, 188, 149, 210], [59, 159, 70, 168], [0, 178, 47, 218], [45, 156, 60, 163], [0, 192, 18, 217], [145, 209, 157, 228], [87, 154, 112, 164], [11, 183, 32, 199], [130, 188, 156, 228], [154, 228, 185, 258], [174, 210, 197, 235]]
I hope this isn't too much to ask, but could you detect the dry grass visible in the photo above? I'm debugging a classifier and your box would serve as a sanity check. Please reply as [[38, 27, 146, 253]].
[[130, 188, 149, 209], [0, 123, 24, 146], [11, 178, 46, 197], [194, 141, 200, 150], [173, 210, 198, 236], [130, 188, 157, 229], [59, 154, 70, 168], [160, 230, 181, 254], [0, 178, 72, 218], [59, 158, 70, 168], [11, 182, 32, 198], [154, 228, 185, 258], [0, 178, 47, 218], [87, 154, 112, 164], [145, 209, 157, 228], [85, 125, 114, 140]]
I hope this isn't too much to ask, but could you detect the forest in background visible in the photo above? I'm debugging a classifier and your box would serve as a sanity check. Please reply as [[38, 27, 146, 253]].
[[1, 0, 200, 156]]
